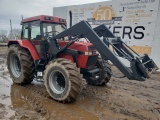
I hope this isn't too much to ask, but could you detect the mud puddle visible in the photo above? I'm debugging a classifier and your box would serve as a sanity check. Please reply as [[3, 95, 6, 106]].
[[0, 47, 160, 120]]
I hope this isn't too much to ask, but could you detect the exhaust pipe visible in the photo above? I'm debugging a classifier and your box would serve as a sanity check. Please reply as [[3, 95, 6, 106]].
[[69, 11, 72, 28]]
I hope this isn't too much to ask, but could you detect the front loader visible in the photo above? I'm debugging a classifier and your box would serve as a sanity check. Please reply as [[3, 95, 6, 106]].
[[93, 24, 159, 81], [52, 20, 159, 81], [7, 15, 159, 103]]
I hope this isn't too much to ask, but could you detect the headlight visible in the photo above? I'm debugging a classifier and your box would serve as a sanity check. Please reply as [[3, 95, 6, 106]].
[[84, 52, 92, 55], [84, 50, 98, 55]]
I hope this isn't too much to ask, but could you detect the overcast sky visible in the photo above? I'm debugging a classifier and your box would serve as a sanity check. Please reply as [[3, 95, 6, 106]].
[[0, 0, 108, 32]]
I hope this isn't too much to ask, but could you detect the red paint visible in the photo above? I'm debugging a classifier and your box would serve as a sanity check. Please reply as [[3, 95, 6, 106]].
[[58, 41, 93, 52], [77, 55, 88, 68], [58, 54, 74, 63], [58, 41, 97, 68], [8, 40, 40, 60], [21, 15, 66, 24]]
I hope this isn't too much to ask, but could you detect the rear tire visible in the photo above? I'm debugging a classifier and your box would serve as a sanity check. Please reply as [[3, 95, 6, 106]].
[[7, 44, 35, 85], [85, 60, 111, 86], [44, 58, 83, 103]]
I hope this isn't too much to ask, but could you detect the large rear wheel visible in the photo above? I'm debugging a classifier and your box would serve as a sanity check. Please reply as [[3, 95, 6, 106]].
[[7, 44, 35, 85], [44, 58, 83, 103]]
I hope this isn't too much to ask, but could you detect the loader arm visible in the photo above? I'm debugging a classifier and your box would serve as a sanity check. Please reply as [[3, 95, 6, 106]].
[[93, 24, 159, 80], [51, 20, 158, 81]]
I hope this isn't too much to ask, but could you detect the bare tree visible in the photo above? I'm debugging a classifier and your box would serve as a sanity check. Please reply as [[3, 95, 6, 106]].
[[8, 28, 21, 40], [12, 28, 21, 38], [0, 30, 8, 42]]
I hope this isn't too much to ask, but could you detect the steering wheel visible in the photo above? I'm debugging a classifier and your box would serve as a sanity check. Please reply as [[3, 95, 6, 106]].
[[44, 31, 59, 37], [43, 31, 59, 42]]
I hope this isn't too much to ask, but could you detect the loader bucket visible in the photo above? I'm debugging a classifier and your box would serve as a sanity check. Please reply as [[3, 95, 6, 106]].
[[142, 54, 159, 72], [130, 54, 159, 81]]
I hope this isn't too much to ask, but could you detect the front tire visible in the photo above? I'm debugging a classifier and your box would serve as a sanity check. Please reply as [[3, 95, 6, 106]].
[[44, 58, 83, 103], [7, 45, 35, 85]]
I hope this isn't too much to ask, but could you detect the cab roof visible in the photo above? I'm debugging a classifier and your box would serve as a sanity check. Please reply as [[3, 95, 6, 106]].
[[21, 15, 66, 24]]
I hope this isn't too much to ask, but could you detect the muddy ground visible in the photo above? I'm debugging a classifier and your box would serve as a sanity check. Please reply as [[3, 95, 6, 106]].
[[0, 46, 160, 120]]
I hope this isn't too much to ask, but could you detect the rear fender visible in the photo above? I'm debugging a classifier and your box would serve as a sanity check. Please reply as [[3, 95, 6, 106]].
[[8, 40, 40, 60]]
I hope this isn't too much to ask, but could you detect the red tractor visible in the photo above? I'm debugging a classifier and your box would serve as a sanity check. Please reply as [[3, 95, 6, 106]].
[[7, 15, 158, 102], [7, 15, 111, 102]]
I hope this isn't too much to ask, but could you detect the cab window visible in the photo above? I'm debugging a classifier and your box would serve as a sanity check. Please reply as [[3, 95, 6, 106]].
[[22, 23, 28, 39], [43, 23, 66, 37], [30, 21, 41, 40]]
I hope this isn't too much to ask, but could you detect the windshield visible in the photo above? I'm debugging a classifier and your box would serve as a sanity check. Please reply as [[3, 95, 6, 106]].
[[43, 23, 66, 36]]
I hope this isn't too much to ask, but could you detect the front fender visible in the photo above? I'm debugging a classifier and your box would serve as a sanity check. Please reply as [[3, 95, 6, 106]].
[[8, 40, 40, 60]]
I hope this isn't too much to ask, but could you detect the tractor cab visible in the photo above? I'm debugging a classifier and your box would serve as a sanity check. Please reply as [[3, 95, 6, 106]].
[[21, 15, 67, 58], [21, 15, 66, 40]]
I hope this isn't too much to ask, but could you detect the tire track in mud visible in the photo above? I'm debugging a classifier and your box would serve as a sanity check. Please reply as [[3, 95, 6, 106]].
[[110, 72, 160, 103], [11, 84, 50, 119], [25, 83, 134, 120], [8, 65, 160, 120], [13, 81, 160, 120], [11, 83, 99, 120], [81, 83, 160, 120], [12, 83, 131, 120], [81, 87, 147, 120]]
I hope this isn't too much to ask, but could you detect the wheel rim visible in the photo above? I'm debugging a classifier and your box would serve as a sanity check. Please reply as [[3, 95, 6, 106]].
[[10, 53, 21, 78], [49, 70, 66, 94]]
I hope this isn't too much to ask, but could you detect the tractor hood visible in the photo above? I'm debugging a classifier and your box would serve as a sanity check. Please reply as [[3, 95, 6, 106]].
[[58, 40, 95, 52]]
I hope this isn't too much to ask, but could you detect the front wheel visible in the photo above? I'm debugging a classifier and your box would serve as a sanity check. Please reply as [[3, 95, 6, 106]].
[[44, 58, 83, 103]]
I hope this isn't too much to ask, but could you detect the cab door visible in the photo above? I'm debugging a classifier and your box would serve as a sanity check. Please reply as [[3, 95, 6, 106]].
[[30, 21, 44, 58]]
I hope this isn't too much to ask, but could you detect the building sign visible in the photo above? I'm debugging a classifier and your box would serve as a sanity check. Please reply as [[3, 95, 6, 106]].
[[53, 0, 159, 55]]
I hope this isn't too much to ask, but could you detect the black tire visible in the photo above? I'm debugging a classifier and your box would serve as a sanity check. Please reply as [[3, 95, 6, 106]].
[[85, 60, 111, 86], [44, 58, 83, 103], [7, 44, 35, 85]]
